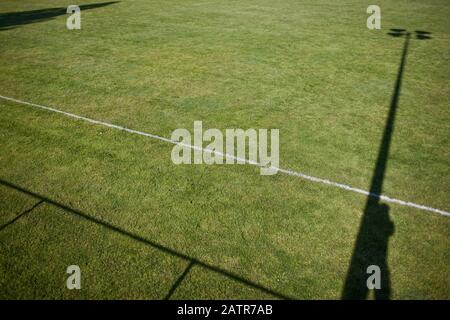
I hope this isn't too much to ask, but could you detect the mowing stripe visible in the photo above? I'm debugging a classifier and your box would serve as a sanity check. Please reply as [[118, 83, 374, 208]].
[[1, 94, 449, 217]]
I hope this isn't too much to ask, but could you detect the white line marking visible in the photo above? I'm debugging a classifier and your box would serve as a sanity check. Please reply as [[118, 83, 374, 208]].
[[1, 94, 449, 217]]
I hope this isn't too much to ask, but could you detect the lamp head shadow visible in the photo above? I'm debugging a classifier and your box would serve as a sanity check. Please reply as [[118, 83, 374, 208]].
[[387, 28, 432, 40]]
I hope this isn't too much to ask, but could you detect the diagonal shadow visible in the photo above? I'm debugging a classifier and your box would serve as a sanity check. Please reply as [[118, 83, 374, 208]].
[[0, 200, 44, 232], [164, 260, 196, 300], [342, 29, 431, 299], [0, 1, 119, 31], [0, 178, 292, 300]]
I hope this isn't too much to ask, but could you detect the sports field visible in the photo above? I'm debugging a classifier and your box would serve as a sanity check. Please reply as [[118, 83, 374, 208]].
[[0, 0, 449, 299]]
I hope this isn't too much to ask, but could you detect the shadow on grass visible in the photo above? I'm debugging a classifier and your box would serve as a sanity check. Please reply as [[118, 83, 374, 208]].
[[163, 260, 196, 300], [342, 29, 432, 299], [0, 178, 292, 300], [0, 1, 119, 31], [0, 200, 44, 232]]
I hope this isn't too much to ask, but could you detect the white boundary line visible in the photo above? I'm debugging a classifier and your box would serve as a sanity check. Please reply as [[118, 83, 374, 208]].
[[1, 94, 449, 217]]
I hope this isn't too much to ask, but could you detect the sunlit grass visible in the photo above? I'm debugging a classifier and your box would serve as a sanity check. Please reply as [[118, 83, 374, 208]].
[[0, 0, 449, 299]]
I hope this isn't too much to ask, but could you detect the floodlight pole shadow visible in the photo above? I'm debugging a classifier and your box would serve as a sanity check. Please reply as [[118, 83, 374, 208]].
[[341, 29, 431, 300]]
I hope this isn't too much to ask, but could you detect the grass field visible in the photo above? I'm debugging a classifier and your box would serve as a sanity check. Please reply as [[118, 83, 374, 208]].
[[0, 0, 449, 299]]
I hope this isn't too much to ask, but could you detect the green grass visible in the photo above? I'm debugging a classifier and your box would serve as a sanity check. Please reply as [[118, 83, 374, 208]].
[[0, 0, 449, 299]]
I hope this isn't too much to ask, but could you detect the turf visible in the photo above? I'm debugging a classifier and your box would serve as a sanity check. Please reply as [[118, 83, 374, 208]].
[[0, 0, 449, 299]]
